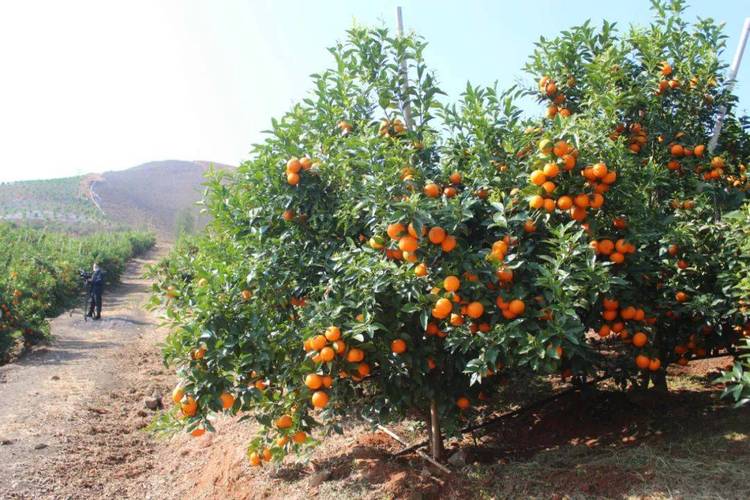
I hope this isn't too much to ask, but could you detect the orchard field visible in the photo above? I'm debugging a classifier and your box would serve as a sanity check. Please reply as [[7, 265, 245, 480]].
[[146, 1, 750, 485], [0, 223, 154, 362]]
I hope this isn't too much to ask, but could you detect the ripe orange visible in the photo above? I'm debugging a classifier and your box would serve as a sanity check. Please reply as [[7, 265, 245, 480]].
[[620, 306, 636, 320], [598, 325, 611, 337], [675, 291, 688, 303], [292, 431, 307, 444], [305, 373, 323, 390], [443, 186, 457, 197], [190, 428, 206, 437], [592, 163, 608, 178], [300, 157, 312, 170], [660, 61, 672, 76], [391, 339, 407, 354], [648, 358, 661, 371], [220, 392, 235, 410], [456, 396, 470, 410], [172, 386, 185, 404], [181, 396, 198, 417], [668, 244, 679, 256], [398, 236, 418, 252], [543, 198, 556, 212], [433, 298, 453, 319], [282, 210, 295, 222], [287, 172, 300, 185], [444, 275, 461, 292], [358, 362, 371, 377], [562, 154, 576, 170], [694, 144, 705, 157], [346, 348, 365, 363], [557, 196, 573, 210], [543, 163, 560, 178], [598, 239, 614, 255], [325, 326, 341, 342], [530, 170, 547, 186], [310, 335, 327, 351], [450, 313, 464, 326], [449, 172, 462, 184], [387, 223, 405, 240], [467, 301, 484, 319], [428, 226, 446, 244], [441, 235, 457, 252], [249, 452, 262, 467], [635, 354, 650, 370], [573, 194, 590, 208], [496, 267, 513, 283], [590, 193, 604, 209], [529, 195, 545, 209], [508, 299, 525, 316], [311, 391, 329, 408], [632, 332, 648, 347], [319, 347, 335, 362], [609, 252, 625, 264], [670, 144, 684, 157], [542, 182, 556, 194], [276, 415, 293, 429], [414, 263, 428, 277], [286, 158, 302, 173], [603, 298, 619, 310], [321, 375, 333, 388], [332, 340, 346, 355], [523, 220, 536, 233], [427, 357, 436, 370], [424, 183, 441, 198]]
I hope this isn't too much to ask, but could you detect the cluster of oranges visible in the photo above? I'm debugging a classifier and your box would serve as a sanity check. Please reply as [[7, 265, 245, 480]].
[[610, 122, 649, 154], [378, 118, 406, 137], [528, 139, 617, 223], [590, 238, 636, 264], [539, 76, 572, 118], [371, 221, 457, 270], [423, 171, 464, 199], [284, 156, 315, 186], [247, 415, 308, 466], [655, 61, 681, 95]]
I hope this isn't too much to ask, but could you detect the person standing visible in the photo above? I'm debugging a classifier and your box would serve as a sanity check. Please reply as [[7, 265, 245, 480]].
[[86, 263, 105, 320]]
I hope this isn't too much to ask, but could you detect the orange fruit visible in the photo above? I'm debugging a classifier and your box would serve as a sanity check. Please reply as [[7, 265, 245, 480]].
[[603, 298, 619, 310], [523, 220, 536, 233], [292, 431, 307, 444], [286, 158, 302, 173], [346, 348, 365, 363], [590, 193, 604, 209], [693, 144, 705, 157], [190, 428, 206, 437], [443, 276, 461, 292], [609, 252, 625, 264], [220, 392, 235, 410], [668, 244, 679, 256], [496, 267, 513, 283], [172, 386, 185, 404], [321, 375, 333, 388], [542, 182, 556, 194], [249, 452, 262, 467], [310, 335, 327, 351], [276, 415, 293, 429], [433, 298, 453, 319], [660, 61, 672, 76], [632, 332, 648, 347], [424, 183, 441, 198], [358, 362, 371, 377], [441, 235, 457, 252], [508, 299, 525, 316], [562, 154, 576, 170], [391, 339, 407, 354], [414, 263, 428, 277], [530, 170, 547, 186], [670, 144, 684, 157], [543, 163, 560, 178], [332, 340, 346, 355], [305, 373, 323, 390], [387, 223, 406, 240], [635, 354, 650, 370], [311, 391, 329, 408], [449, 172, 462, 184], [181, 396, 198, 417], [282, 210, 295, 221], [598, 239, 614, 255], [325, 326, 341, 342], [467, 301, 484, 319], [592, 163, 608, 178], [319, 347, 335, 362], [648, 358, 661, 371], [456, 396, 470, 410], [443, 186, 457, 197], [598, 325, 611, 337], [529, 195, 545, 209], [398, 236, 418, 252], [543, 198, 556, 212], [287, 172, 300, 185], [428, 227, 446, 244], [573, 194, 590, 208], [675, 291, 688, 303], [300, 157, 313, 170], [450, 313, 464, 326]]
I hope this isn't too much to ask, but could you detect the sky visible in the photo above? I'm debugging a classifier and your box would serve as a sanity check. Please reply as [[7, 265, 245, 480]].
[[0, 1, 748, 182]]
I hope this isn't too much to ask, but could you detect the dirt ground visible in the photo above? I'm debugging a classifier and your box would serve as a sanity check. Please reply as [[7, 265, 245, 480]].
[[0, 249, 748, 499]]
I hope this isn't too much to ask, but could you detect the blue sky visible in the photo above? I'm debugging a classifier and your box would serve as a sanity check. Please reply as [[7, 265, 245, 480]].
[[0, 0, 748, 182]]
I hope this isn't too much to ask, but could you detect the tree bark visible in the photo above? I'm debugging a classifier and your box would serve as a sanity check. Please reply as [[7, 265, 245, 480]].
[[429, 398, 443, 461]]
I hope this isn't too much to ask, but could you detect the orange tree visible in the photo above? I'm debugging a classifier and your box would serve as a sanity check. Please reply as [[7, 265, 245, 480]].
[[149, 2, 750, 463]]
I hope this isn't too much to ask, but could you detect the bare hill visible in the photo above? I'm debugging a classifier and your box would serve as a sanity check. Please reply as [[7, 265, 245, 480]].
[[92, 160, 230, 240], [0, 160, 232, 239]]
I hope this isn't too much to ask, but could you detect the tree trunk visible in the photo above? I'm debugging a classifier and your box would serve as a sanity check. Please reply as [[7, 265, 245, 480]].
[[429, 399, 443, 461], [651, 369, 669, 393]]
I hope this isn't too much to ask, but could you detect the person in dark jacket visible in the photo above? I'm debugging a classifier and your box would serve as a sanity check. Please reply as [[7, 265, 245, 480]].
[[86, 263, 105, 320]]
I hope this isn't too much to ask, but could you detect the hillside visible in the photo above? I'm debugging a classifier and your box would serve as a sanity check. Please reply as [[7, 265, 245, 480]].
[[0, 160, 232, 239]]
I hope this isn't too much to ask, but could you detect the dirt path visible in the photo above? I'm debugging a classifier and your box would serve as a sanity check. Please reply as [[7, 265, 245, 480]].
[[0, 247, 176, 499]]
